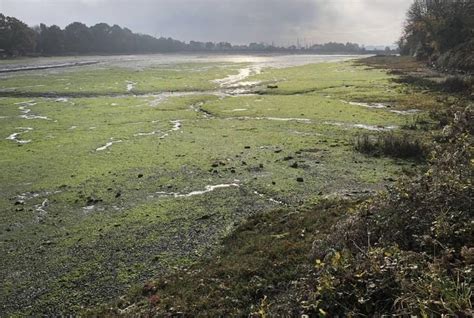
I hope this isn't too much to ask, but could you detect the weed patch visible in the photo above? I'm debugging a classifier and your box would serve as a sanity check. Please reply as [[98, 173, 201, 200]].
[[354, 133, 426, 160]]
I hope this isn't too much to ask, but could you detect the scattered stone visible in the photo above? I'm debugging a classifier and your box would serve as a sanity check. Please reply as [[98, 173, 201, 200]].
[[241, 161, 247, 166], [230, 169, 236, 174], [138, 174, 144, 178], [115, 191, 122, 198], [211, 163, 219, 168], [259, 163, 264, 169], [244, 146, 251, 149], [296, 177, 304, 182], [290, 162, 299, 169], [274, 149, 282, 153], [283, 156, 294, 161]]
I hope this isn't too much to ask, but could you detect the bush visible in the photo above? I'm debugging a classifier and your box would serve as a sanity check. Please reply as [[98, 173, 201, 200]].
[[354, 133, 426, 160], [310, 107, 473, 316]]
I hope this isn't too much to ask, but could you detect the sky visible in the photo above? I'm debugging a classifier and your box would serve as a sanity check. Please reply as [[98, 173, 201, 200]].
[[0, 0, 413, 46]]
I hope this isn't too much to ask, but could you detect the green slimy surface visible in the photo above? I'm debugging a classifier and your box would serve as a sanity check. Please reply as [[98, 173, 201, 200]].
[[0, 57, 427, 315]]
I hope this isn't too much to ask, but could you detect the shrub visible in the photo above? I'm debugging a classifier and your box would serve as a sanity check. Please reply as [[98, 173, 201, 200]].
[[311, 107, 473, 316], [354, 133, 426, 160]]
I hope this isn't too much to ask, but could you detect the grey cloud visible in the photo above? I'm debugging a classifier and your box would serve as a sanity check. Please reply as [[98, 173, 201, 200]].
[[1, 0, 413, 45]]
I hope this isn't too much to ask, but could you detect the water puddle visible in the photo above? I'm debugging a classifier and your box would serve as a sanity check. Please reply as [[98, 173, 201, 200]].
[[34, 199, 48, 216], [227, 108, 248, 112], [6, 127, 33, 144], [343, 100, 388, 109], [96, 139, 123, 151], [229, 116, 312, 123], [253, 190, 285, 205], [342, 100, 420, 115], [16, 100, 51, 120], [155, 182, 240, 198], [159, 120, 182, 139], [390, 109, 421, 115], [126, 81, 137, 92], [134, 120, 183, 139], [324, 121, 398, 131], [214, 65, 262, 88]]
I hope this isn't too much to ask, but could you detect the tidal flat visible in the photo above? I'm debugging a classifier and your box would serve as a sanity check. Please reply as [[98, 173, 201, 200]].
[[0, 55, 434, 315]]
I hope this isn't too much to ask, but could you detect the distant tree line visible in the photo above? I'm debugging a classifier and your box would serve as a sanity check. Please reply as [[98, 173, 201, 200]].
[[0, 14, 396, 57], [398, 0, 474, 72]]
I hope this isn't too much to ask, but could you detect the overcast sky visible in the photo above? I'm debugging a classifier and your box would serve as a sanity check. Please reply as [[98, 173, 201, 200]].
[[1, 0, 413, 46]]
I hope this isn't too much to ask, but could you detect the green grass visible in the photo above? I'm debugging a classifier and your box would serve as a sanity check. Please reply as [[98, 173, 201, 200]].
[[0, 57, 440, 315]]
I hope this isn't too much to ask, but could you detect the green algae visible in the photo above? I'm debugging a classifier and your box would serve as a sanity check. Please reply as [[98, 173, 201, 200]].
[[0, 58, 433, 315]]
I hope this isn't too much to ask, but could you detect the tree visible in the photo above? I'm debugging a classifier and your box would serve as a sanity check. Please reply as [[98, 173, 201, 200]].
[[0, 14, 36, 56], [37, 24, 64, 54], [399, 0, 474, 60], [64, 22, 92, 53]]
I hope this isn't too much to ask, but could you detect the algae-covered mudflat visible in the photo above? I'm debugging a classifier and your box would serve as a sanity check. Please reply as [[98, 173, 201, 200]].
[[0, 54, 426, 315]]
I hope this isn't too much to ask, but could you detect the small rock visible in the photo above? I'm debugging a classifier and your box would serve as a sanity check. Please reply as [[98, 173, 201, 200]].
[[267, 84, 278, 89], [138, 174, 144, 178], [296, 177, 304, 182], [283, 156, 294, 161], [244, 146, 251, 149], [274, 149, 282, 153], [290, 162, 298, 169]]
